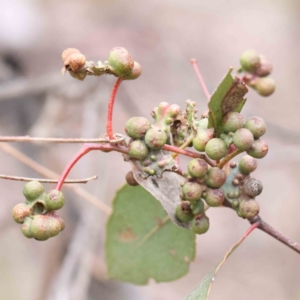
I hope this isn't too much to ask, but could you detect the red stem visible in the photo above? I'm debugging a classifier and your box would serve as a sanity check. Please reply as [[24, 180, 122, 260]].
[[106, 78, 123, 140], [55, 143, 129, 191], [190, 59, 211, 101]]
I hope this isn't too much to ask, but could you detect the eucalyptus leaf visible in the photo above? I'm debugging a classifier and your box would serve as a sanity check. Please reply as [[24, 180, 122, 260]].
[[105, 184, 196, 285], [131, 159, 190, 228], [208, 69, 248, 137]]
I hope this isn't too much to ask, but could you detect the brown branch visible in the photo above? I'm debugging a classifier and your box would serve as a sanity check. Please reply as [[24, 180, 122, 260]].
[[0, 143, 112, 215], [0, 174, 98, 184], [217, 149, 243, 169], [163, 144, 216, 167], [0, 134, 124, 144], [249, 215, 300, 254]]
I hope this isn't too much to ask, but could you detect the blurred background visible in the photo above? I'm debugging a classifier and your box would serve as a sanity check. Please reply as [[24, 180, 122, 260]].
[[0, 0, 300, 299]]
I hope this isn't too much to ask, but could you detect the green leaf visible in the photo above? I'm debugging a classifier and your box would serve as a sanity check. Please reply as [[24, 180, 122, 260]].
[[105, 184, 196, 285], [208, 69, 248, 137], [131, 160, 190, 228], [184, 224, 258, 300]]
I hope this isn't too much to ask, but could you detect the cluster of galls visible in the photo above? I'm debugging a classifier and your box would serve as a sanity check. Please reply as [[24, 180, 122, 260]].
[[239, 50, 275, 97], [61, 47, 141, 81], [176, 159, 226, 234], [12, 181, 65, 241], [222, 156, 263, 219], [125, 102, 181, 179], [194, 111, 268, 161]]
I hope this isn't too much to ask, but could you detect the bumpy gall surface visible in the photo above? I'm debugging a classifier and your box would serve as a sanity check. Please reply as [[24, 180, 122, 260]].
[[238, 199, 260, 219], [23, 181, 44, 201], [222, 112, 244, 133], [125, 117, 151, 139], [233, 128, 254, 151], [254, 77, 275, 97], [108, 47, 134, 77], [238, 155, 258, 174], [243, 178, 263, 198], [188, 158, 208, 178], [45, 190, 65, 211], [240, 50, 260, 73], [175, 202, 194, 223], [244, 116, 266, 139], [205, 138, 228, 160], [128, 140, 149, 160], [123, 61, 142, 80], [193, 128, 214, 152], [182, 182, 204, 201], [12, 203, 31, 224], [203, 188, 225, 207], [247, 139, 268, 159], [191, 214, 210, 234], [206, 167, 226, 188], [145, 127, 167, 150]]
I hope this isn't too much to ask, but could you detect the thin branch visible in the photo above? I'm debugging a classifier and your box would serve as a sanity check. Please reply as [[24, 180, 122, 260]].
[[190, 59, 211, 101], [0, 174, 97, 184], [0, 143, 112, 215], [249, 215, 300, 254], [106, 78, 123, 140], [163, 144, 216, 167], [0, 135, 124, 144], [217, 149, 243, 169], [55, 143, 128, 190]]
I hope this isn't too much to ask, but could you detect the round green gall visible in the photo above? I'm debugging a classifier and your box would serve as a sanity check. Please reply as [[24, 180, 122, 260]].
[[123, 61, 142, 80], [188, 159, 208, 178], [125, 117, 151, 139], [182, 182, 204, 202], [203, 188, 225, 207], [246, 139, 268, 159], [31, 215, 64, 240], [22, 217, 34, 238], [198, 118, 208, 129], [193, 128, 214, 152], [238, 155, 258, 174], [222, 112, 244, 133], [240, 50, 260, 73], [23, 181, 44, 201], [206, 167, 226, 188], [166, 104, 181, 118], [244, 116, 266, 139], [128, 140, 149, 160], [175, 202, 194, 223], [205, 138, 228, 160], [238, 199, 260, 219], [108, 47, 134, 77], [233, 128, 254, 151], [44, 190, 65, 211], [191, 214, 210, 235], [125, 171, 139, 186], [242, 178, 263, 198], [254, 77, 275, 97], [12, 203, 31, 224], [145, 127, 167, 150], [190, 199, 205, 215]]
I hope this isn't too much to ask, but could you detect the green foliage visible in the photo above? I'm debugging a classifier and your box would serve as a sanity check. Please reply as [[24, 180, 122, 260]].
[[105, 184, 196, 285], [208, 69, 248, 137]]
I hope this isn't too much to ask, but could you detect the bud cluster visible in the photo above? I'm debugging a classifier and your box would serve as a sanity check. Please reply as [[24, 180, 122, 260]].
[[239, 50, 275, 97], [61, 47, 141, 81], [125, 102, 181, 181], [12, 181, 65, 241]]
